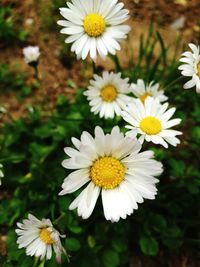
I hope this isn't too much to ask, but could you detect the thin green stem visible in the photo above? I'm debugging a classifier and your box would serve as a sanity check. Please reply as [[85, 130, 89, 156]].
[[53, 212, 66, 225], [0, 156, 25, 163], [33, 65, 40, 83], [162, 76, 184, 91], [33, 257, 40, 267], [109, 54, 121, 72], [38, 260, 45, 267], [92, 61, 97, 74]]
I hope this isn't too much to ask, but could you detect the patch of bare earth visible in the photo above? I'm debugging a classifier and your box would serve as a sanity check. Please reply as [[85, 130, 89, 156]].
[[0, 0, 85, 121], [1, 0, 200, 121]]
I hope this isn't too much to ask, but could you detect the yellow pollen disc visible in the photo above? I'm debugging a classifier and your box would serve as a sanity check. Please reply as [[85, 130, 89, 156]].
[[39, 228, 55, 245], [139, 92, 152, 103], [100, 85, 117, 102], [83, 13, 106, 37], [140, 116, 162, 135], [197, 62, 200, 77], [90, 156, 125, 189]]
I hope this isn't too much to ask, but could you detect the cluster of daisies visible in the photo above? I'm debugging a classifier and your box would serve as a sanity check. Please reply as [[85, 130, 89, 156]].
[[9, 0, 199, 264]]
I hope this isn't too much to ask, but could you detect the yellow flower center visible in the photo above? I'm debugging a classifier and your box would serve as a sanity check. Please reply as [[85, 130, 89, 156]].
[[83, 13, 106, 37], [39, 228, 55, 245], [90, 156, 125, 189], [140, 116, 162, 135], [139, 92, 152, 103], [197, 62, 200, 77], [100, 85, 117, 102]]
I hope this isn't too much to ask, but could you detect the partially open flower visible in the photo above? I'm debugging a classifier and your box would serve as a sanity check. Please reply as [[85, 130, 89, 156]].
[[16, 214, 66, 263], [131, 79, 168, 103], [179, 43, 200, 93], [23, 46, 40, 65]]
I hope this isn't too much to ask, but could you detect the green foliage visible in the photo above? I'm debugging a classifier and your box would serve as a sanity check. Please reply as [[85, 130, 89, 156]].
[[0, 22, 200, 267], [51, 0, 66, 11], [0, 6, 27, 45], [0, 64, 31, 98], [139, 235, 159, 256]]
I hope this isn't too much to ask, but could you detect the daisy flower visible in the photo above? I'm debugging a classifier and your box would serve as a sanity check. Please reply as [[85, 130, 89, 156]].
[[131, 79, 168, 103], [179, 43, 200, 93], [84, 71, 132, 119], [16, 214, 66, 263], [0, 164, 3, 186], [57, 0, 130, 61], [59, 126, 163, 222], [23, 46, 40, 64], [121, 97, 182, 148]]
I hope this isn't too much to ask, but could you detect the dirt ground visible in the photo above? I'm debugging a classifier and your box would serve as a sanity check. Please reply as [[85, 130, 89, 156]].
[[0, 0, 200, 121]]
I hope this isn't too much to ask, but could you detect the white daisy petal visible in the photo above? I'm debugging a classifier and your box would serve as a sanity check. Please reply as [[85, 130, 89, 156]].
[[59, 169, 90, 195], [183, 79, 196, 89]]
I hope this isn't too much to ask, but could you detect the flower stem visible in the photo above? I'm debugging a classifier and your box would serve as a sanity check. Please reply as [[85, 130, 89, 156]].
[[162, 76, 184, 91], [109, 54, 121, 72], [33, 65, 40, 84], [33, 257, 40, 267], [53, 212, 65, 225], [92, 61, 97, 74], [38, 260, 45, 267]]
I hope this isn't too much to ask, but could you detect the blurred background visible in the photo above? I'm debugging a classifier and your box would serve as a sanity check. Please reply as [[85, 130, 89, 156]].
[[0, 0, 200, 122]]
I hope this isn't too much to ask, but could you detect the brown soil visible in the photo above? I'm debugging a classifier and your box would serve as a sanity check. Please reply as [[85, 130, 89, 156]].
[[1, 0, 200, 121]]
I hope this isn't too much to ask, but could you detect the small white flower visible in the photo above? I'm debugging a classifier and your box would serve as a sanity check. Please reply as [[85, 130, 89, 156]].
[[25, 18, 34, 26], [84, 71, 132, 119], [0, 164, 4, 186], [23, 46, 40, 64], [179, 43, 200, 93], [60, 126, 163, 222], [16, 214, 66, 263], [121, 97, 182, 148], [170, 16, 185, 31], [131, 79, 168, 103], [57, 0, 130, 61]]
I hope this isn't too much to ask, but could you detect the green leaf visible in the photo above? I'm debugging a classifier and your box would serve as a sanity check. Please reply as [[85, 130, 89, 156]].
[[111, 238, 127, 253], [156, 31, 167, 66], [151, 214, 167, 232], [192, 126, 200, 143], [139, 235, 159, 256], [87, 235, 96, 248], [29, 143, 55, 162], [168, 159, 186, 177], [162, 225, 183, 249], [7, 230, 23, 260], [34, 124, 53, 138], [57, 94, 68, 107], [102, 250, 120, 267], [65, 238, 81, 252]]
